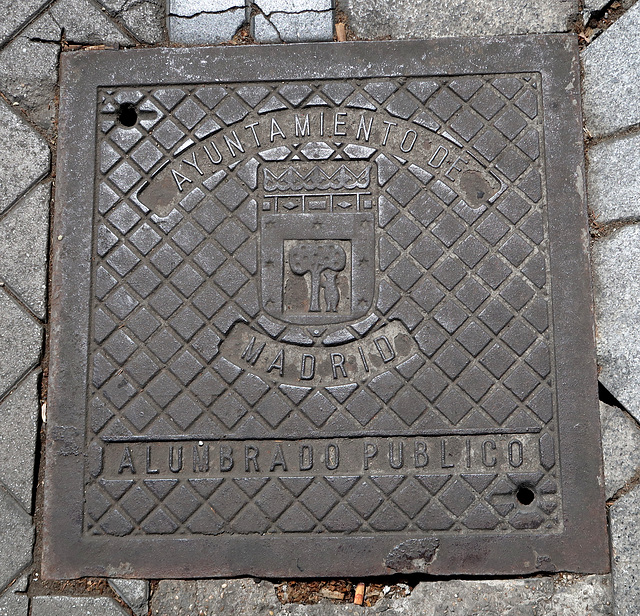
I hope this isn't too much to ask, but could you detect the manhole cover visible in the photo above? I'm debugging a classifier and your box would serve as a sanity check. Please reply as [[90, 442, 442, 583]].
[[43, 37, 609, 578]]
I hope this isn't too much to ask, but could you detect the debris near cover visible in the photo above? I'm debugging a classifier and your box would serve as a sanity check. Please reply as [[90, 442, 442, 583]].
[[228, 24, 254, 46], [588, 210, 630, 241], [27, 576, 113, 599], [276, 580, 412, 606], [334, 7, 356, 41], [353, 582, 365, 605], [575, 0, 626, 47]]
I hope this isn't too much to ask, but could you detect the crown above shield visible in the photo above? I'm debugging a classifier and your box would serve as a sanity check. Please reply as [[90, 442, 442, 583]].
[[264, 164, 371, 192]]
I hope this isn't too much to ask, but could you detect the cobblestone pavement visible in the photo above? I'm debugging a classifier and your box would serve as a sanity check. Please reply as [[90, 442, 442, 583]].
[[0, 0, 638, 613]]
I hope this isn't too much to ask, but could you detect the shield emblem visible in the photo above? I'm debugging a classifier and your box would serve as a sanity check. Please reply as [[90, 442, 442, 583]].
[[260, 161, 375, 326]]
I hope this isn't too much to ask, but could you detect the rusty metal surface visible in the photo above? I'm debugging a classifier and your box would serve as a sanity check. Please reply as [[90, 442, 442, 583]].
[[43, 37, 609, 579]]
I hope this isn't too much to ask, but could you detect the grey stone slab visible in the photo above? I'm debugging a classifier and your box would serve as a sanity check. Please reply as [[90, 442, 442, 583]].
[[152, 576, 613, 615], [252, 13, 279, 41], [340, 0, 577, 40], [0, 100, 50, 216], [0, 289, 42, 400], [600, 401, 640, 500], [610, 484, 640, 616], [592, 225, 640, 422], [255, 0, 332, 14], [588, 132, 640, 224], [253, 10, 334, 42], [49, 0, 133, 46], [613, 563, 640, 616], [95, 0, 165, 44], [0, 14, 61, 134], [0, 488, 33, 593], [0, 183, 50, 319], [0, 0, 50, 45], [108, 578, 149, 616], [0, 575, 29, 616], [31, 596, 129, 616], [168, 9, 245, 44], [582, 2, 640, 139], [584, 0, 609, 13], [169, 0, 244, 15], [0, 371, 40, 513], [251, 0, 334, 42], [45, 38, 608, 579]]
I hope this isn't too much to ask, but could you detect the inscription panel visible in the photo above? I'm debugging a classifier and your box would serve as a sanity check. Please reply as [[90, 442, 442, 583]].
[[44, 39, 608, 578]]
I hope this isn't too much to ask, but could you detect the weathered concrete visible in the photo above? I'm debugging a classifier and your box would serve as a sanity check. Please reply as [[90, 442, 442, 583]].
[[340, 0, 577, 40], [0, 14, 61, 134], [0, 289, 42, 400], [588, 132, 640, 224], [31, 596, 129, 616], [610, 484, 640, 616], [600, 401, 640, 500], [0, 0, 49, 46], [0, 372, 40, 513], [108, 579, 149, 616], [152, 576, 613, 615], [0, 183, 50, 319], [592, 224, 640, 422], [0, 575, 28, 616], [582, 2, 640, 138], [95, 0, 166, 44], [49, 0, 133, 46], [0, 100, 50, 216], [0, 488, 33, 593]]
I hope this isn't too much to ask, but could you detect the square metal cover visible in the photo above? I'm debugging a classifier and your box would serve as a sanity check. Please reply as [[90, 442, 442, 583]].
[[44, 37, 609, 579]]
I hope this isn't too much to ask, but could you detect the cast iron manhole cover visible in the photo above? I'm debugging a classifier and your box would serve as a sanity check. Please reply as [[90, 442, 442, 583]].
[[44, 37, 609, 578]]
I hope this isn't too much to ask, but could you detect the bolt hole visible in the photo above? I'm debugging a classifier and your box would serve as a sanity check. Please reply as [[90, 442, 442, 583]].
[[117, 102, 138, 127], [516, 486, 535, 506]]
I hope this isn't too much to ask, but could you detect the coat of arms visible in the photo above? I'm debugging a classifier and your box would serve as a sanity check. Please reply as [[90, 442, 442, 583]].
[[260, 160, 376, 326]]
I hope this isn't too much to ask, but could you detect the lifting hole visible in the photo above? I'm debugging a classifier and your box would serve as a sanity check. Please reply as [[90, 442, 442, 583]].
[[117, 102, 138, 127], [516, 486, 535, 506]]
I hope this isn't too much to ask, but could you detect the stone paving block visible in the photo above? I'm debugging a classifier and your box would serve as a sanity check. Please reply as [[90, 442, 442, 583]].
[[252, 13, 279, 41], [251, 0, 334, 42], [255, 0, 332, 12], [49, 0, 133, 46], [152, 576, 613, 615], [31, 596, 129, 616], [0, 575, 29, 616], [95, 0, 165, 44], [170, 0, 245, 14], [0, 14, 61, 134], [610, 484, 640, 616], [0, 100, 50, 216], [340, 0, 577, 41], [0, 488, 33, 594], [0, 0, 50, 46], [584, 0, 609, 13], [0, 183, 50, 319], [592, 225, 640, 422], [601, 401, 640, 500], [108, 578, 149, 616], [582, 2, 640, 138], [0, 371, 40, 513], [588, 132, 640, 224], [168, 0, 246, 44], [0, 289, 42, 400], [252, 10, 334, 42]]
